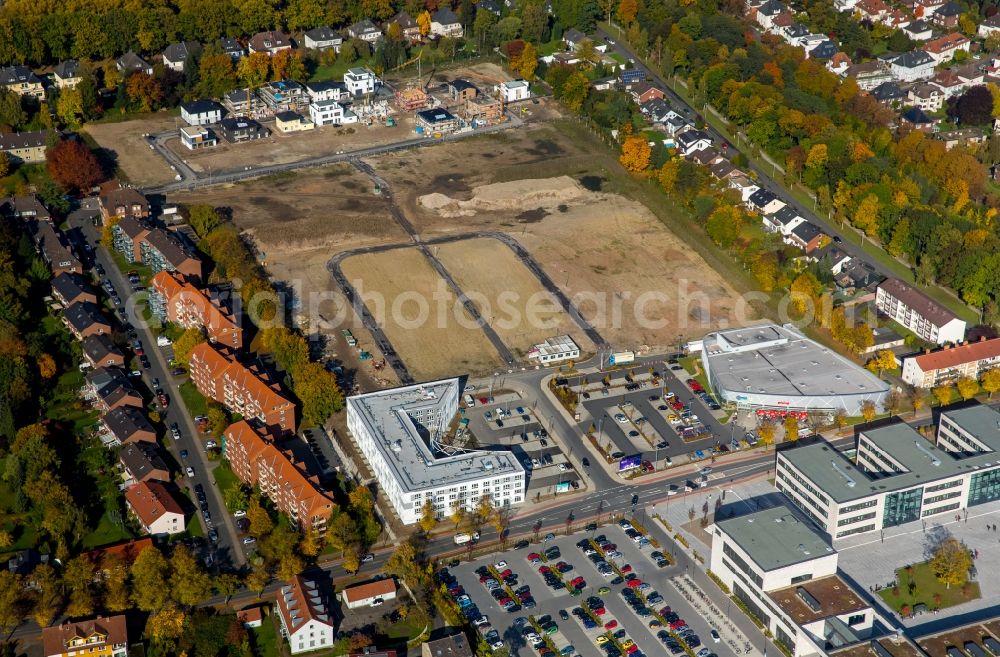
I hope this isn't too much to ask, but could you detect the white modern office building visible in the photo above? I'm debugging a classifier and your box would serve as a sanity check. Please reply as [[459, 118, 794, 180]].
[[527, 335, 580, 364], [710, 505, 884, 657], [775, 404, 1000, 540], [700, 324, 889, 415], [346, 378, 525, 525]]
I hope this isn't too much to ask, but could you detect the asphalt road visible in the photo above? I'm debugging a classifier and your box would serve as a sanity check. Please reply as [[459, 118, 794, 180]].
[[594, 27, 899, 291], [70, 214, 246, 570]]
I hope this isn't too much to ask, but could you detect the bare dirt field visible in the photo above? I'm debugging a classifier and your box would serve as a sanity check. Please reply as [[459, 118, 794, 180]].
[[340, 247, 505, 380], [85, 114, 179, 186], [434, 237, 594, 357]]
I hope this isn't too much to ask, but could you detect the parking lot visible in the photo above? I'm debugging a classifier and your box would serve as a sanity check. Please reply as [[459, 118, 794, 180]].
[[439, 520, 739, 657], [577, 366, 742, 469], [461, 390, 583, 495]]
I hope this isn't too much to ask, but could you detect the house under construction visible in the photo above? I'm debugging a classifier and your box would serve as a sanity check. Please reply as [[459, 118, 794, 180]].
[[460, 95, 504, 124], [394, 87, 428, 111]]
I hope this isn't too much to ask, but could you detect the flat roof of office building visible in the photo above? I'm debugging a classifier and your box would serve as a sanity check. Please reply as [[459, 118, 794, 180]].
[[703, 324, 889, 399], [714, 505, 834, 572], [347, 379, 524, 494]]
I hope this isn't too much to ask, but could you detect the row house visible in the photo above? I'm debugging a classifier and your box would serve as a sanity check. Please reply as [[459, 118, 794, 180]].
[[85, 368, 143, 412], [0, 65, 44, 100], [125, 481, 185, 535], [902, 336, 1000, 387], [119, 442, 170, 485], [924, 32, 970, 64], [51, 272, 96, 307], [99, 186, 150, 224], [149, 271, 243, 349], [82, 334, 126, 369], [188, 343, 295, 434], [101, 406, 156, 446], [0, 130, 54, 164], [223, 421, 334, 533], [64, 301, 111, 340], [1, 195, 52, 222]]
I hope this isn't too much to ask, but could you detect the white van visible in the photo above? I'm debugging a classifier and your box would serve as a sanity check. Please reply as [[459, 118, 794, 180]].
[[464, 394, 476, 407]]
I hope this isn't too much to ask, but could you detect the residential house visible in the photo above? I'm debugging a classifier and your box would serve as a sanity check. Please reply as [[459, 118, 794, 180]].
[[82, 334, 126, 369], [845, 61, 893, 90], [52, 60, 82, 88], [0, 65, 44, 100], [864, 326, 905, 354], [248, 30, 292, 55], [223, 421, 335, 532], [0, 195, 51, 222], [42, 615, 129, 657], [85, 368, 143, 412], [747, 188, 786, 215], [709, 160, 737, 180], [431, 8, 463, 37], [179, 126, 217, 150], [348, 19, 383, 42], [64, 302, 110, 340], [116, 52, 152, 76], [675, 129, 712, 156], [342, 579, 398, 609], [305, 80, 349, 103], [807, 40, 839, 60], [931, 0, 962, 27], [904, 19, 934, 40], [51, 272, 96, 307], [812, 244, 852, 273], [309, 99, 358, 126], [389, 12, 421, 42], [219, 117, 270, 143], [620, 68, 645, 84], [421, 635, 473, 657], [100, 186, 150, 223], [140, 227, 203, 280], [890, 50, 935, 81], [448, 79, 478, 102], [924, 32, 970, 63], [495, 79, 530, 102], [149, 271, 243, 349], [101, 406, 156, 446], [83, 539, 153, 574], [119, 442, 170, 485], [344, 67, 379, 96], [827, 52, 852, 75], [785, 220, 826, 253], [781, 22, 810, 45], [980, 13, 1000, 37], [274, 111, 314, 133], [303, 27, 343, 51], [856, 0, 891, 22], [0, 130, 53, 164], [728, 174, 760, 202], [563, 28, 588, 50], [836, 257, 882, 293], [935, 127, 986, 150], [876, 277, 967, 344], [416, 108, 460, 132], [478, 0, 502, 14], [30, 220, 80, 275], [163, 41, 201, 72], [188, 343, 295, 434], [237, 607, 264, 628], [125, 481, 185, 535], [275, 575, 335, 654], [626, 80, 665, 105], [689, 147, 721, 166], [930, 69, 966, 97], [640, 98, 673, 123], [180, 100, 223, 126], [762, 205, 805, 235], [900, 106, 935, 131], [901, 336, 1000, 387], [259, 79, 307, 111], [218, 37, 245, 60], [908, 83, 944, 111], [871, 80, 906, 105], [754, 0, 787, 30]]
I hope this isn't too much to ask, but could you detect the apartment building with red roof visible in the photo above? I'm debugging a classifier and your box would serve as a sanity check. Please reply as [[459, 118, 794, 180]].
[[150, 271, 243, 349], [189, 343, 295, 433], [275, 574, 335, 654], [223, 420, 333, 532], [902, 336, 1000, 388], [42, 614, 129, 657], [124, 481, 185, 536]]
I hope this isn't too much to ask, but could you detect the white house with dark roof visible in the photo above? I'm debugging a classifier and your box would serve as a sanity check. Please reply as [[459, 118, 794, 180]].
[[180, 100, 223, 126], [348, 19, 383, 42], [889, 50, 935, 81], [303, 26, 343, 51], [0, 66, 44, 100], [344, 68, 379, 96], [116, 52, 153, 76], [218, 37, 245, 60], [675, 129, 712, 156], [162, 41, 201, 72], [431, 8, 464, 37], [52, 60, 82, 88]]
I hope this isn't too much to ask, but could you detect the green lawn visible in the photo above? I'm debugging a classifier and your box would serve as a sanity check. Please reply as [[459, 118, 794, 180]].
[[81, 511, 134, 549], [538, 39, 564, 56], [383, 614, 428, 642], [310, 57, 366, 82], [213, 460, 241, 496], [178, 380, 209, 418], [250, 615, 280, 657], [878, 561, 981, 613]]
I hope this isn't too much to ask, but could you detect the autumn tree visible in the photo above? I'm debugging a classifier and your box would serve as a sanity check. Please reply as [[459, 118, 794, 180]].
[[981, 368, 1000, 398], [146, 608, 186, 650], [55, 87, 85, 128], [246, 566, 270, 596], [171, 327, 206, 367], [103, 554, 131, 612], [450, 501, 466, 529], [782, 415, 799, 442], [0, 89, 26, 130], [883, 389, 903, 418], [419, 499, 438, 534], [0, 153, 8, 178], [63, 555, 96, 617], [188, 204, 222, 238], [417, 11, 432, 36], [131, 546, 171, 612], [125, 73, 163, 112], [866, 349, 896, 376], [860, 400, 877, 423], [929, 538, 972, 589], [214, 573, 241, 604], [326, 510, 358, 556], [513, 42, 539, 80], [756, 421, 775, 446], [30, 563, 60, 628], [956, 376, 979, 400], [238, 52, 271, 90], [619, 136, 651, 173], [560, 71, 590, 112], [46, 139, 104, 194], [247, 496, 274, 538], [706, 205, 743, 248], [342, 543, 362, 574], [170, 545, 213, 607], [0, 572, 22, 636], [36, 353, 56, 379], [617, 0, 638, 24], [933, 383, 954, 407]]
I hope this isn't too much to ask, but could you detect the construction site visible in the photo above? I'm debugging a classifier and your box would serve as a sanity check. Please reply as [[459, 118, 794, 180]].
[[385, 58, 511, 130]]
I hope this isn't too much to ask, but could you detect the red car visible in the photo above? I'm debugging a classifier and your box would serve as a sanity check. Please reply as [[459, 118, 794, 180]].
[[570, 576, 586, 587], [621, 565, 633, 574], [479, 397, 489, 405], [479, 575, 492, 583], [626, 645, 639, 654], [158, 393, 169, 408], [517, 591, 531, 601], [499, 597, 513, 606], [600, 543, 616, 551], [670, 620, 688, 630], [527, 553, 541, 562], [499, 569, 513, 579], [592, 607, 606, 616], [627, 579, 642, 589], [604, 620, 618, 629], [538, 566, 551, 574], [671, 401, 685, 410]]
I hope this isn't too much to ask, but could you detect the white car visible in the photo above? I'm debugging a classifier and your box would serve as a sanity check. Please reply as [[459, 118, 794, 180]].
[[474, 616, 490, 627], [205, 440, 218, 449], [233, 510, 247, 518], [185, 466, 195, 477], [614, 413, 628, 423], [495, 560, 507, 570], [371, 598, 384, 607], [558, 463, 569, 471]]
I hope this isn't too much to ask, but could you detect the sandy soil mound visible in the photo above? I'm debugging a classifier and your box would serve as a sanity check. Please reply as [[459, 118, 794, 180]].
[[418, 175, 589, 217]]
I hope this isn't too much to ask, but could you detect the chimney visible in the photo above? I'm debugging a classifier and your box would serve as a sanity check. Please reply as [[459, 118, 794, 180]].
[[982, 335, 987, 342]]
